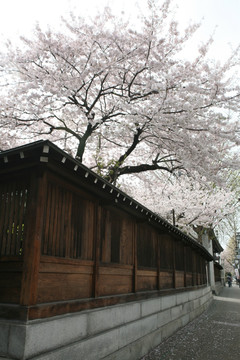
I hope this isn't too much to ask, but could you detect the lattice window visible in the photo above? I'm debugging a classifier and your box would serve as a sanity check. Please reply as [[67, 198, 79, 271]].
[[0, 182, 28, 256]]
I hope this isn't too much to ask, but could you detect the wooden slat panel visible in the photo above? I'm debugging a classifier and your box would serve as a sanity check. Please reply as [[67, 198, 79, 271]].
[[137, 269, 157, 291], [159, 270, 174, 289], [4, 183, 15, 255], [100, 209, 111, 263], [186, 272, 192, 287], [37, 259, 94, 303], [0, 261, 22, 304], [120, 217, 134, 265], [42, 180, 95, 260], [137, 278, 157, 292], [16, 189, 28, 256], [65, 190, 73, 258], [37, 273, 93, 303], [0, 181, 28, 257], [137, 223, 157, 268], [159, 234, 173, 270], [0, 183, 8, 254], [97, 265, 133, 296], [9, 183, 18, 254], [81, 200, 95, 260], [98, 273, 133, 296], [0, 272, 22, 303], [175, 241, 184, 271], [175, 270, 184, 288], [100, 207, 134, 266]]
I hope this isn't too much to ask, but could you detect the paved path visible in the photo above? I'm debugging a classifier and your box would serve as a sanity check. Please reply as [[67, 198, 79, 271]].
[[140, 285, 240, 360]]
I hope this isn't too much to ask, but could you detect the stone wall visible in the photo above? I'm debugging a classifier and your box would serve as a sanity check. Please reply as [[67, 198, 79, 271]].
[[0, 287, 213, 360]]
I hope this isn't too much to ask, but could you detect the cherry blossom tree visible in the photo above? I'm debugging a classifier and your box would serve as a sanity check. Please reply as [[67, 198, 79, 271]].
[[1, 0, 240, 228], [119, 171, 237, 233]]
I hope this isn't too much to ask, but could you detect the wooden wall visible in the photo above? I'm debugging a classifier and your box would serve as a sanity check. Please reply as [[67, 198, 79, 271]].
[[0, 167, 209, 310]]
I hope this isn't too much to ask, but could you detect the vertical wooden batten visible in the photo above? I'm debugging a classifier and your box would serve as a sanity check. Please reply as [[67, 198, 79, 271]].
[[93, 204, 101, 298], [172, 239, 176, 289], [157, 235, 161, 290], [184, 246, 187, 288], [133, 222, 137, 293]]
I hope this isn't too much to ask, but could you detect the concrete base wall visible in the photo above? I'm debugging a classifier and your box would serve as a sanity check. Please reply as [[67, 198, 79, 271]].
[[0, 287, 213, 360], [212, 281, 224, 295]]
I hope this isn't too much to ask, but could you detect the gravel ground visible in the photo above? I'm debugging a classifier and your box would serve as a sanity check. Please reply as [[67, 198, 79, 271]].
[[140, 285, 240, 360]]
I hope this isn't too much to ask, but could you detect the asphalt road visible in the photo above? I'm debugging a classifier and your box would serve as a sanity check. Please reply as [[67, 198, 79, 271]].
[[140, 284, 240, 360]]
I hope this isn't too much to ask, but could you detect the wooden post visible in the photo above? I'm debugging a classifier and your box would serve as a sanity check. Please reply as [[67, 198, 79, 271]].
[[184, 246, 187, 287], [172, 239, 176, 289], [133, 222, 137, 293], [20, 168, 47, 306], [192, 252, 195, 286], [157, 235, 161, 290], [93, 204, 101, 298]]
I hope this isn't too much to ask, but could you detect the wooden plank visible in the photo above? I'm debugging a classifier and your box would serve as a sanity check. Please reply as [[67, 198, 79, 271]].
[[40, 256, 94, 266], [137, 269, 157, 277], [98, 273, 133, 296], [186, 272, 192, 287], [0, 272, 22, 303], [39, 262, 94, 275], [99, 265, 133, 275], [37, 272, 93, 303], [0, 260, 23, 272], [159, 270, 174, 289], [175, 271, 184, 288], [137, 271, 158, 291]]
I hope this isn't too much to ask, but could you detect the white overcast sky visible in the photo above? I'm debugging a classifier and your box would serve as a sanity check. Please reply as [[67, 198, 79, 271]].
[[0, 0, 239, 61]]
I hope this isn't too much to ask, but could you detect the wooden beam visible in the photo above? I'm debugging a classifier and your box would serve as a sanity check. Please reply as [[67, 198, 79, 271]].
[[20, 169, 47, 306], [93, 204, 101, 298], [133, 223, 137, 292]]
